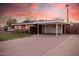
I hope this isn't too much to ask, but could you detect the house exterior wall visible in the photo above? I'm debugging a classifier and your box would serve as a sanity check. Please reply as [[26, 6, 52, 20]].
[[14, 25, 31, 32], [21, 25, 26, 31], [15, 25, 21, 30], [41, 24, 62, 34], [14, 25, 27, 32], [14, 24, 63, 34]]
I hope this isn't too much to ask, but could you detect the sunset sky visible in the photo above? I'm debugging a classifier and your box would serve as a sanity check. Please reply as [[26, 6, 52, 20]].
[[0, 3, 79, 22]]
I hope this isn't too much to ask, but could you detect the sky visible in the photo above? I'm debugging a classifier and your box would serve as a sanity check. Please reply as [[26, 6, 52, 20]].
[[0, 3, 79, 22]]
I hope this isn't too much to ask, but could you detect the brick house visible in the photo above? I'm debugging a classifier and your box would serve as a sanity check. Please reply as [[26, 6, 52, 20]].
[[12, 19, 79, 35]]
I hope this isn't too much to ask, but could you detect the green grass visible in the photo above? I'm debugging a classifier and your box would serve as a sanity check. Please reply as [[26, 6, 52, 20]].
[[0, 32, 31, 42]]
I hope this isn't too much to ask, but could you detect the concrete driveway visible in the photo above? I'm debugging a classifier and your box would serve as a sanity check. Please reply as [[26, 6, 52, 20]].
[[0, 34, 79, 56]]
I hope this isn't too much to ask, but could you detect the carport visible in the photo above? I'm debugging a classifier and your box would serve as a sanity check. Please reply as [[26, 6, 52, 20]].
[[34, 20, 67, 36]]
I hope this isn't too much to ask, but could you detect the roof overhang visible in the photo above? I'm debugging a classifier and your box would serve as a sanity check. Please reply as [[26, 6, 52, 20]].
[[12, 23, 35, 26], [34, 20, 67, 25], [12, 20, 68, 26]]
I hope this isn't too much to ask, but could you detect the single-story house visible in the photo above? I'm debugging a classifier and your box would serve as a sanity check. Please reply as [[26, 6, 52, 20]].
[[12, 18, 79, 35], [12, 18, 68, 35]]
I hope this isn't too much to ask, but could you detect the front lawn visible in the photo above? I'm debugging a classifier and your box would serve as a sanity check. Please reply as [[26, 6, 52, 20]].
[[0, 31, 31, 42]]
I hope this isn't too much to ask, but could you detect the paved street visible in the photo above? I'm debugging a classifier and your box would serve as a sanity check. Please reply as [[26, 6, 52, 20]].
[[0, 34, 79, 56]]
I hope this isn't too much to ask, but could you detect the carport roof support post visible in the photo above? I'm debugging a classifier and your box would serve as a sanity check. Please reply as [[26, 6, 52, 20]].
[[45, 24, 46, 34], [56, 23, 58, 36], [37, 24, 39, 34], [60, 24, 63, 35]]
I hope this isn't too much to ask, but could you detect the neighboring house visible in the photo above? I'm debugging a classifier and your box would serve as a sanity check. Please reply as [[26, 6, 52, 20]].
[[0, 16, 8, 31], [0, 23, 5, 31]]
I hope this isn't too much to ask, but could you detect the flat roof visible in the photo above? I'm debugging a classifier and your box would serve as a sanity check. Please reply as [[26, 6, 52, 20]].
[[34, 20, 67, 24]]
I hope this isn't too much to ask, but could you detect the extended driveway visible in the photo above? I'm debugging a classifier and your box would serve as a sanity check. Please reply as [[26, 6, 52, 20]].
[[0, 34, 79, 56]]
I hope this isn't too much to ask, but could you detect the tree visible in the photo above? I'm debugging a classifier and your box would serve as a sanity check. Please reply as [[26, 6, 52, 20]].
[[7, 18, 17, 27]]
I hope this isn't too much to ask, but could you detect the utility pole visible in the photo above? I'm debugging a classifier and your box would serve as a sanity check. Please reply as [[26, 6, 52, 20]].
[[64, 4, 69, 34], [66, 4, 69, 23]]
